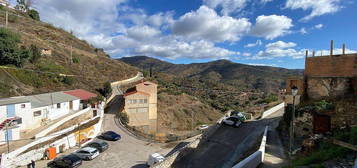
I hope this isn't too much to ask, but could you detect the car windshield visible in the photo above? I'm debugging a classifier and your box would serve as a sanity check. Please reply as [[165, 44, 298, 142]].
[[64, 154, 80, 162]]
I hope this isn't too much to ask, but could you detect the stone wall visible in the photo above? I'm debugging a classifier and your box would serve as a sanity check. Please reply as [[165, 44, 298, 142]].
[[305, 54, 357, 78], [307, 77, 353, 100]]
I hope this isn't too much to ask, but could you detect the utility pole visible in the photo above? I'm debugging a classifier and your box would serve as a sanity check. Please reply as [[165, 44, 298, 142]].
[[5, 123, 10, 153], [70, 43, 73, 64], [191, 111, 194, 131], [5, 11, 8, 28]]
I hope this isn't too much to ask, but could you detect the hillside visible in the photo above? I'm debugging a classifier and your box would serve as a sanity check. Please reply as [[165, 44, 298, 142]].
[[120, 56, 302, 114], [0, 7, 138, 97], [120, 56, 303, 93]]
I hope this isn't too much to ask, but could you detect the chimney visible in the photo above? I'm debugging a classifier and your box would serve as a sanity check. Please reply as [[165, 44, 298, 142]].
[[330, 40, 334, 56]]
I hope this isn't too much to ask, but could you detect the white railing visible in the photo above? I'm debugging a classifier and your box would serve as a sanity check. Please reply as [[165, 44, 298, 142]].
[[261, 103, 285, 119], [35, 107, 91, 138]]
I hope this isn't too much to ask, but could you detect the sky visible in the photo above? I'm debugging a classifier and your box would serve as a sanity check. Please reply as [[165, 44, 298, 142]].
[[10, 0, 357, 69]]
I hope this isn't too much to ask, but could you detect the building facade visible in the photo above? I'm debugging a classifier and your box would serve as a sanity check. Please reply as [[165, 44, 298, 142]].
[[0, 89, 96, 144], [124, 81, 157, 133]]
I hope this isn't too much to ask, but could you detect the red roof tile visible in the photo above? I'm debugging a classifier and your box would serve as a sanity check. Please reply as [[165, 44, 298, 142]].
[[63, 89, 97, 100], [124, 90, 150, 97]]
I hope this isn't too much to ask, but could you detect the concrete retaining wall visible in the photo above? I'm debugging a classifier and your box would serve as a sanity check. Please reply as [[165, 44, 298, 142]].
[[232, 126, 268, 168], [261, 103, 285, 119], [152, 136, 202, 168]]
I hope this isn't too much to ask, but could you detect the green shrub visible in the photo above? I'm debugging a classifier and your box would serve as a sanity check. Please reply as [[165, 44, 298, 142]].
[[37, 61, 66, 73], [98, 81, 112, 98], [0, 28, 29, 67], [118, 112, 129, 125], [27, 9, 40, 21], [72, 57, 80, 63], [61, 76, 74, 85], [28, 44, 41, 63]]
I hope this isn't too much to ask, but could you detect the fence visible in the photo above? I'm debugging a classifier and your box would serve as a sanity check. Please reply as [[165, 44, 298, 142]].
[[232, 126, 268, 168], [261, 102, 285, 119]]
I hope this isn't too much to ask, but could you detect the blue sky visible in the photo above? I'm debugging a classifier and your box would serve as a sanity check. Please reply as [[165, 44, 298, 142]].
[[12, 0, 357, 69]]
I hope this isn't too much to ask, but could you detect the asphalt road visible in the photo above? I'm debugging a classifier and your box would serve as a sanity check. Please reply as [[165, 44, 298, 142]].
[[81, 96, 172, 168], [171, 108, 285, 168]]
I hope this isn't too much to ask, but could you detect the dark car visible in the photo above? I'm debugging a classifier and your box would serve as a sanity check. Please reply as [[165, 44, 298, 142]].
[[98, 131, 121, 141], [47, 154, 82, 168], [84, 140, 109, 153]]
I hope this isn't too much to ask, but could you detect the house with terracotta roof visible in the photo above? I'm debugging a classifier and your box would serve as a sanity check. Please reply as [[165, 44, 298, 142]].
[[124, 81, 157, 133]]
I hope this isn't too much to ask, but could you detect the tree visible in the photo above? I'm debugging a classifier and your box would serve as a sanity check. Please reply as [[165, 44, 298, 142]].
[[28, 9, 40, 21], [99, 81, 112, 98], [0, 28, 29, 67]]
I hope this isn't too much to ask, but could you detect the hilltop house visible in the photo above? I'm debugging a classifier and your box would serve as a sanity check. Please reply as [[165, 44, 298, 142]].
[[0, 0, 9, 7], [124, 81, 157, 133], [0, 89, 97, 144]]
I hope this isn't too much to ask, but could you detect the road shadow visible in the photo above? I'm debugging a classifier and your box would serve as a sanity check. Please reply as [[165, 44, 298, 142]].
[[131, 163, 148, 168], [105, 95, 124, 114], [165, 142, 190, 157]]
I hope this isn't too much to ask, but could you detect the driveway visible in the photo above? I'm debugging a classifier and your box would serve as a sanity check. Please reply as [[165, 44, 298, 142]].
[[171, 108, 285, 168]]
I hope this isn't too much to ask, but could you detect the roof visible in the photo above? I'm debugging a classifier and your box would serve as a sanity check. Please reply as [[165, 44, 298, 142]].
[[124, 91, 150, 97], [0, 97, 29, 106], [64, 89, 97, 100], [21, 92, 79, 108]]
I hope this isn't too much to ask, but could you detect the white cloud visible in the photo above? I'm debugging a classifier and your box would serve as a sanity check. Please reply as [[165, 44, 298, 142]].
[[261, 0, 273, 4], [266, 41, 297, 49], [285, 0, 342, 21], [203, 0, 248, 15], [314, 24, 323, 29], [126, 25, 160, 41], [253, 41, 304, 59], [244, 40, 262, 48], [250, 15, 293, 40], [242, 52, 252, 56], [314, 48, 357, 56], [172, 6, 251, 42], [299, 28, 307, 34]]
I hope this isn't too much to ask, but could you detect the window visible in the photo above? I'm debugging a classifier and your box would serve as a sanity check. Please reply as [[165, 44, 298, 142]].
[[132, 99, 137, 104], [143, 99, 148, 103], [128, 108, 136, 113], [57, 103, 61, 108], [21, 104, 26, 108], [93, 110, 97, 117], [138, 108, 148, 113], [33, 110, 41, 117]]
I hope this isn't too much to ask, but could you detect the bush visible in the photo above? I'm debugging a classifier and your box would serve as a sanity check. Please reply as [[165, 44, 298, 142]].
[[0, 28, 29, 67], [61, 76, 74, 85], [28, 9, 40, 21], [118, 112, 129, 125], [28, 44, 41, 63], [98, 81, 112, 98], [72, 57, 80, 63]]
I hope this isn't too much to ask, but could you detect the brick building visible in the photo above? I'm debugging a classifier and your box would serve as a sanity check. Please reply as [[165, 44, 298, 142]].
[[124, 81, 157, 133], [286, 50, 357, 134]]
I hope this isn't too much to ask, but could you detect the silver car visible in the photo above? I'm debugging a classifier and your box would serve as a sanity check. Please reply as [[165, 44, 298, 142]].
[[74, 147, 99, 160]]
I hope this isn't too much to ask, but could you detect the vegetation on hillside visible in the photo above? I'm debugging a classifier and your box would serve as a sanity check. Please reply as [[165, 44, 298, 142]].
[[0, 7, 138, 97]]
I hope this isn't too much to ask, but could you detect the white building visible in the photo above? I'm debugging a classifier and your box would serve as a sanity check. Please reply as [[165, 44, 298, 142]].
[[0, 0, 9, 7], [0, 91, 81, 144]]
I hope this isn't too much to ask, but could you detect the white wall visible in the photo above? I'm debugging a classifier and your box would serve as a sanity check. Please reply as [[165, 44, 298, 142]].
[[73, 99, 80, 111], [47, 102, 71, 120]]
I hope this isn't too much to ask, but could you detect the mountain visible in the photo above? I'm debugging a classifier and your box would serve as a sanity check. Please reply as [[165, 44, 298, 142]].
[[0, 7, 138, 97], [120, 56, 303, 93]]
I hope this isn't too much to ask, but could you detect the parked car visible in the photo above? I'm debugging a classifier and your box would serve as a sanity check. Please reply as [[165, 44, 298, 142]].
[[198, 124, 209, 130], [147, 153, 165, 166], [230, 111, 247, 122], [84, 140, 109, 153], [222, 116, 242, 128], [98, 131, 121, 141], [47, 154, 82, 168], [73, 147, 100, 160]]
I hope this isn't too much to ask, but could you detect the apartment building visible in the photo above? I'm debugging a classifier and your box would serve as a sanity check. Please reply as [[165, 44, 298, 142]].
[[124, 81, 157, 133]]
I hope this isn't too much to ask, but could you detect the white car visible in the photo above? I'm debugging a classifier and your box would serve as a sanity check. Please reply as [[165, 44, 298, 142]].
[[147, 153, 165, 166], [198, 124, 209, 130], [74, 147, 99, 160], [222, 116, 242, 128]]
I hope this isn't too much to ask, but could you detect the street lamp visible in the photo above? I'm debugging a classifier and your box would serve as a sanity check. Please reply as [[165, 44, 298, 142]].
[[290, 86, 298, 156]]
